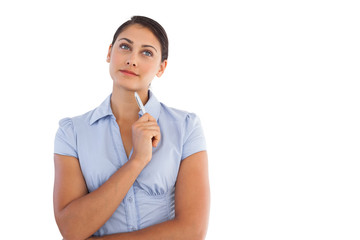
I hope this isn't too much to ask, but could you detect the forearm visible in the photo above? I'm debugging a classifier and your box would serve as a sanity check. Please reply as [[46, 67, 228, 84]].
[[91, 218, 205, 240], [90, 151, 210, 240], [58, 158, 146, 240]]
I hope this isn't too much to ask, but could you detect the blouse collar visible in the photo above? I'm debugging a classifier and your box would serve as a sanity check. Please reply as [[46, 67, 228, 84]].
[[89, 89, 161, 125]]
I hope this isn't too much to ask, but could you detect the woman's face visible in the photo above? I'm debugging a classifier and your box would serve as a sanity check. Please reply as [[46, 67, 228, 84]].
[[107, 24, 167, 92]]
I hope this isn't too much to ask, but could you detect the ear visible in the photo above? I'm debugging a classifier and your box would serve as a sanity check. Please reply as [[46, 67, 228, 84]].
[[156, 60, 168, 78], [106, 44, 112, 63]]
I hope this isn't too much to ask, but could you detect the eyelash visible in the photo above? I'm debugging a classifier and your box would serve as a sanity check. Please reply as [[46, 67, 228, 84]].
[[119, 43, 153, 57], [119, 43, 130, 50], [143, 50, 153, 57]]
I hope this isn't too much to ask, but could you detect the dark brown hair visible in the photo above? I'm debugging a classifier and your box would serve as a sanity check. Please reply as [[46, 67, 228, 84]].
[[111, 16, 169, 62]]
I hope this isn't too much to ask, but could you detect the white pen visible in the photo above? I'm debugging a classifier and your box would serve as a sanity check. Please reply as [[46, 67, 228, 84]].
[[134, 91, 147, 114]]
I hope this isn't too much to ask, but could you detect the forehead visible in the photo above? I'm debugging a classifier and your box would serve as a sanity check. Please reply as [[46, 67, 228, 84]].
[[116, 24, 161, 48]]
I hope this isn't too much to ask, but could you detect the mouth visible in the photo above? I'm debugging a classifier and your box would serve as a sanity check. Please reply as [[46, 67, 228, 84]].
[[119, 70, 139, 76]]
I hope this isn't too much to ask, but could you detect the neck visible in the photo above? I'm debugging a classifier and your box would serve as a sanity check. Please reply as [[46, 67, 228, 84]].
[[110, 86, 149, 123]]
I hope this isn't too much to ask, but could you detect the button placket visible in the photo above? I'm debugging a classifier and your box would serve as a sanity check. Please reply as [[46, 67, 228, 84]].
[[125, 187, 138, 232]]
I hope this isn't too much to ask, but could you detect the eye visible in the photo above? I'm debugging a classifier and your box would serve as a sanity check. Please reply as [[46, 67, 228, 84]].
[[142, 50, 153, 57], [119, 43, 130, 50]]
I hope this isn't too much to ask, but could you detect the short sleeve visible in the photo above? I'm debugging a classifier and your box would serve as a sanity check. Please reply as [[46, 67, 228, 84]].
[[181, 113, 207, 160], [54, 118, 78, 158]]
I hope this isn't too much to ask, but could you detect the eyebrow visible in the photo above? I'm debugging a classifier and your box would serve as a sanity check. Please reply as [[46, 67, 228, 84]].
[[118, 38, 158, 52]]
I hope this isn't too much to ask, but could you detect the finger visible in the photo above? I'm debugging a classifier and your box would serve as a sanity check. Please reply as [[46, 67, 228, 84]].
[[146, 113, 156, 122], [132, 120, 158, 132], [138, 113, 156, 122], [139, 121, 159, 127], [134, 124, 159, 133], [136, 126, 160, 137], [137, 113, 150, 122], [152, 130, 161, 147], [152, 138, 159, 148]]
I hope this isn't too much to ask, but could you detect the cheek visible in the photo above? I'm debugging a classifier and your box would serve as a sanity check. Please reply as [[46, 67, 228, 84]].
[[142, 62, 160, 75], [110, 55, 122, 66]]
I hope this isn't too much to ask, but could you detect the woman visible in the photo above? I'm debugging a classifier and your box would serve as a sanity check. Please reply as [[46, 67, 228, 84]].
[[53, 16, 209, 240]]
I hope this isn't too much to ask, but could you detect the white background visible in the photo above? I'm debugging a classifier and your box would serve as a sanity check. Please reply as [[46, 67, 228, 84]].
[[0, 0, 359, 239]]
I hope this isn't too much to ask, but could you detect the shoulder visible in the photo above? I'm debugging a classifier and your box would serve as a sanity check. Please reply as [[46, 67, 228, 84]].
[[158, 102, 206, 161], [159, 102, 200, 124], [57, 108, 98, 133], [158, 102, 204, 143], [55, 110, 96, 158]]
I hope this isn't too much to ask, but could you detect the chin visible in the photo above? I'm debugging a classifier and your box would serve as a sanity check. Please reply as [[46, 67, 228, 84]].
[[113, 81, 147, 92]]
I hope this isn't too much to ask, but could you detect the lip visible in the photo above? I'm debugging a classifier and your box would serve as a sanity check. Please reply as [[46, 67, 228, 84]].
[[120, 70, 139, 76]]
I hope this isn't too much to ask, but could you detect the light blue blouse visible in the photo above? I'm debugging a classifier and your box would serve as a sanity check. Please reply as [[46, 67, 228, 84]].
[[54, 89, 207, 236]]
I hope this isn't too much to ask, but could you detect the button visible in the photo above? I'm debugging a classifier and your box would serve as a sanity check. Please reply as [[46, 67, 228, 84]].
[[128, 197, 133, 203], [131, 226, 136, 231]]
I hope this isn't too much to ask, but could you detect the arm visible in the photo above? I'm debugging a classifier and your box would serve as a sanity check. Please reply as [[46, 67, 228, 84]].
[[90, 150, 210, 240], [54, 113, 161, 240], [53, 153, 147, 240]]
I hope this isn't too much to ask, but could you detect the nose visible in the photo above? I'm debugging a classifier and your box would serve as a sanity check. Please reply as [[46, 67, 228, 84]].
[[126, 60, 137, 67], [126, 54, 137, 67]]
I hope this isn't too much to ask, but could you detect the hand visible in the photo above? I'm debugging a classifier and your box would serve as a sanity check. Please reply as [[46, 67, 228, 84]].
[[130, 113, 161, 166]]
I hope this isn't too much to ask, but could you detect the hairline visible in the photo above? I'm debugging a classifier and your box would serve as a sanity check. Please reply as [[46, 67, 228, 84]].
[[112, 22, 167, 62]]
